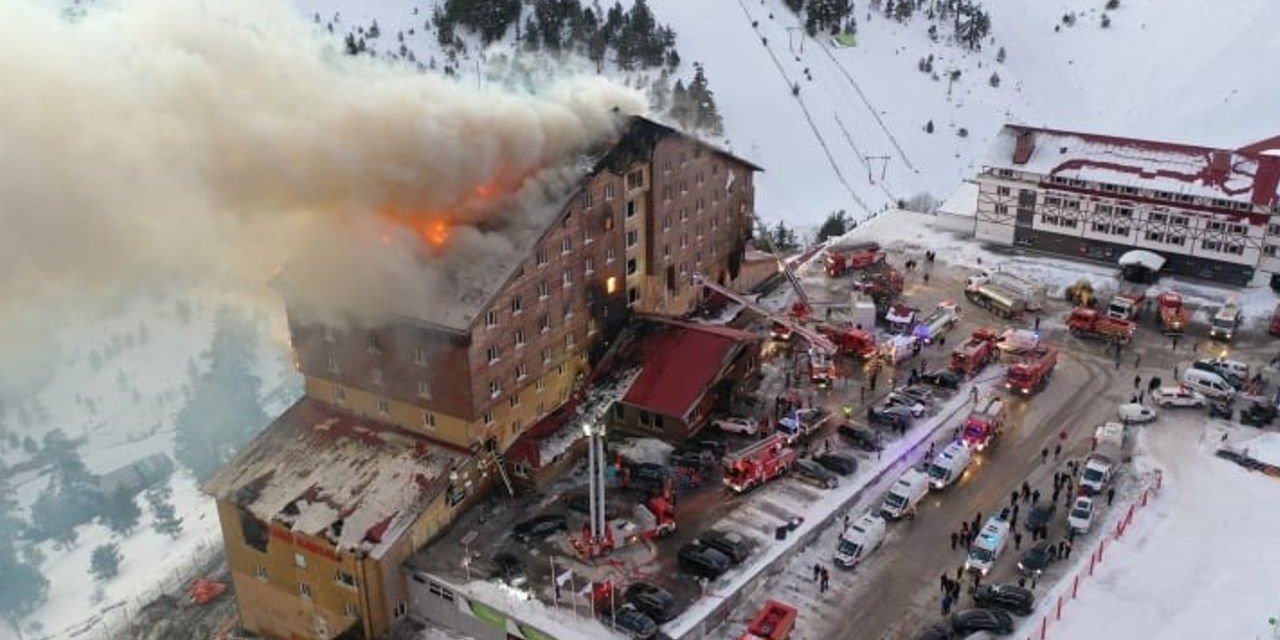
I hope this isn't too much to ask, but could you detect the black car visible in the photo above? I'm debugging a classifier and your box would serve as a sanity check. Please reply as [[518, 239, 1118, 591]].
[[670, 448, 714, 469], [609, 604, 658, 639], [893, 384, 936, 405], [512, 514, 568, 543], [816, 453, 858, 476], [1240, 402, 1277, 427], [1210, 399, 1235, 420], [1024, 501, 1057, 531], [950, 608, 1014, 635], [1017, 540, 1056, 576], [838, 423, 883, 451], [973, 584, 1035, 616], [698, 529, 751, 565], [914, 623, 956, 640], [624, 582, 677, 623], [677, 542, 731, 579], [685, 437, 728, 459], [491, 551, 526, 586], [867, 405, 912, 429], [920, 368, 962, 390], [1191, 359, 1245, 388], [563, 493, 620, 520]]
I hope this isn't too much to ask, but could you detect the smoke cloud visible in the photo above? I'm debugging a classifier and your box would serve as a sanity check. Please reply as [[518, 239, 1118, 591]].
[[0, 0, 645, 393]]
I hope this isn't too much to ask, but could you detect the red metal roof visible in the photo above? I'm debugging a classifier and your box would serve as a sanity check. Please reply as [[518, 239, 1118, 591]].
[[622, 323, 759, 419]]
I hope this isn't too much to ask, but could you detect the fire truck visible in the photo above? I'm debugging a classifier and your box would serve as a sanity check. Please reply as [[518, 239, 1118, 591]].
[[738, 600, 798, 640], [1005, 344, 1058, 395], [825, 243, 885, 277], [817, 324, 878, 359], [572, 493, 677, 559], [964, 282, 1026, 319], [961, 397, 1006, 451], [885, 304, 920, 334], [1067, 307, 1136, 344], [1107, 289, 1146, 321], [964, 271, 1046, 311], [808, 349, 836, 387], [913, 301, 961, 344], [949, 328, 999, 377], [723, 434, 797, 493], [1156, 291, 1190, 335]]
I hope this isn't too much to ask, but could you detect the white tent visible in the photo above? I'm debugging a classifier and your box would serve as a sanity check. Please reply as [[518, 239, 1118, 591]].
[[1118, 249, 1166, 272]]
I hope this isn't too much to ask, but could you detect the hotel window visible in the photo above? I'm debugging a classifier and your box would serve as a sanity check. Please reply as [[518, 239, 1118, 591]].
[[1150, 212, 1168, 223], [326, 353, 339, 373], [1144, 231, 1163, 242], [485, 311, 498, 328], [1230, 224, 1247, 235], [1224, 243, 1244, 255], [583, 191, 593, 208], [662, 216, 671, 230], [663, 160, 672, 174], [696, 199, 705, 213], [680, 180, 688, 194], [423, 411, 436, 429], [680, 207, 689, 222], [1268, 224, 1280, 236], [366, 334, 380, 354], [514, 329, 526, 348], [412, 347, 427, 366], [994, 204, 1009, 215], [377, 399, 389, 414], [486, 345, 500, 364], [627, 258, 638, 276], [1202, 240, 1222, 252], [536, 248, 548, 266], [563, 302, 574, 319], [516, 363, 528, 380], [483, 411, 494, 425], [536, 378, 546, 392], [417, 380, 430, 398], [539, 315, 550, 334], [335, 570, 357, 589], [584, 225, 594, 244], [538, 281, 550, 299], [697, 171, 705, 186], [680, 234, 688, 249], [322, 326, 335, 343], [371, 368, 384, 386], [333, 385, 346, 404], [1096, 204, 1114, 216], [509, 393, 521, 408], [1171, 215, 1188, 227], [626, 230, 639, 248], [299, 583, 313, 599], [627, 170, 644, 190], [584, 257, 594, 275], [510, 296, 523, 315], [565, 332, 575, 349], [626, 200, 637, 218], [1112, 226, 1130, 236], [606, 247, 616, 263], [1091, 221, 1110, 233], [542, 348, 553, 364], [395, 602, 408, 619], [557, 363, 566, 376], [1166, 235, 1186, 246], [1115, 207, 1133, 219], [605, 184, 616, 201], [489, 380, 501, 398], [1064, 199, 1080, 210], [995, 186, 1011, 196], [561, 237, 572, 254], [254, 565, 268, 581], [562, 269, 572, 287], [628, 288, 640, 305]]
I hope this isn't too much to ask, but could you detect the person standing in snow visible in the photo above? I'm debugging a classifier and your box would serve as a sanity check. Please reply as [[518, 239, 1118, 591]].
[[950, 531, 959, 550]]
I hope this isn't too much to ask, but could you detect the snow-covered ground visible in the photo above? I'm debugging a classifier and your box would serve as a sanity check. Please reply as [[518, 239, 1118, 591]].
[[1, 292, 301, 640], [1023, 417, 1280, 640]]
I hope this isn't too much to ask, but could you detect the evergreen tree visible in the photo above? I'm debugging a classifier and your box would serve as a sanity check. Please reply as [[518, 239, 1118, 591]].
[[772, 221, 799, 252], [146, 484, 184, 539], [90, 543, 121, 582], [1106, 0, 1119, 8], [996, 45, 1006, 63], [669, 79, 691, 129], [989, 71, 1000, 87], [688, 63, 724, 135], [816, 210, 851, 241], [785, 0, 805, 11], [925, 119, 935, 133], [98, 488, 141, 536], [1101, 13, 1111, 27], [174, 309, 269, 482]]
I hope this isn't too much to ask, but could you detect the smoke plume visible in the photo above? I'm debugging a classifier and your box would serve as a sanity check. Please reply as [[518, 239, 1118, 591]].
[[0, 0, 645, 393]]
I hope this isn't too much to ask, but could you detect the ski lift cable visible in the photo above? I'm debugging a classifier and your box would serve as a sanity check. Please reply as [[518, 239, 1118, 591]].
[[813, 36, 919, 174], [833, 111, 898, 202]]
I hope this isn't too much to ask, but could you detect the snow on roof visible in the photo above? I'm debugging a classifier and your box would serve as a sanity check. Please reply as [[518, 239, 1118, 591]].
[[985, 125, 1280, 207], [1117, 249, 1167, 272], [621, 321, 762, 419], [938, 181, 979, 218], [535, 368, 641, 462], [203, 398, 463, 558]]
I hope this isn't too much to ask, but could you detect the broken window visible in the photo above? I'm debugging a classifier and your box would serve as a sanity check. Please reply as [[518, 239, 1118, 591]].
[[627, 170, 644, 190], [239, 510, 269, 553]]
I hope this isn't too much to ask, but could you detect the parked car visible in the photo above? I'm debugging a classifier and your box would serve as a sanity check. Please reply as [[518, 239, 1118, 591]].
[[686, 437, 728, 459], [1192, 357, 1249, 387], [623, 582, 676, 623], [563, 493, 619, 520], [1240, 402, 1278, 427], [698, 529, 751, 565], [512, 514, 568, 543], [920, 368, 962, 391], [793, 459, 840, 489], [893, 385, 936, 405], [973, 584, 1035, 616], [816, 453, 858, 476], [670, 448, 714, 469], [867, 405, 913, 429], [913, 623, 956, 640], [884, 392, 927, 417], [1068, 496, 1095, 534], [950, 608, 1014, 635], [1118, 403, 1157, 424], [491, 552, 526, 586], [838, 423, 883, 451], [1151, 386, 1206, 408], [1024, 501, 1056, 532], [1017, 540, 1057, 576], [677, 542, 731, 580], [713, 415, 760, 436], [610, 604, 658, 639]]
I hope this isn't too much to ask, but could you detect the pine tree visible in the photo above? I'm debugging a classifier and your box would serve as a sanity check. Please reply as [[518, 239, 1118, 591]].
[[98, 488, 140, 535], [817, 210, 851, 241], [688, 63, 724, 135], [90, 544, 121, 582], [669, 79, 691, 129], [925, 119, 935, 133], [989, 71, 1000, 87], [146, 484, 184, 539], [1106, 0, 1119, 8], [785, 0, 805, 11], [895, 0, 914, 21], [1101, 13, 1111, 27], [997, 46, 1006, 63]]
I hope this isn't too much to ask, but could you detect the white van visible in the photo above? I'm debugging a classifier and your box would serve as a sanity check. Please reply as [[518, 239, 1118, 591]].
[[880, 469, 930, 519], [927, 441, 973, 490], [834, 513, 887, 568], [1181, 368, 1236, 400], [964, 516, 1011, 576]]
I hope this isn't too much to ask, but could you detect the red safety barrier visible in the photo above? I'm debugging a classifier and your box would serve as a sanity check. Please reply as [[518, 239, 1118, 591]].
[[1098, 538, 1106, 562], [1056, 595, 1064, 620], [1041, 616, 1048, 640], [1072, 574, 1079, 599], [1141, 489, 1149, 507], [1089, 550, 1097, 576]]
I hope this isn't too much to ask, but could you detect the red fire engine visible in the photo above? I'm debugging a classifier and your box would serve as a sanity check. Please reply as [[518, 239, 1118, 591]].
[[1156, 291, 1190, 336], [1067, 308, 1136, 344], [571, 494, 676, 559], [723, 434, 797, 493], [817, 324, 877, 359], [949, 328, 999, 377], [825, 244, 886, 277], [961, 397, 1006, 451], [1005, 344, 1058, 396], [738, 600, 798, 640]]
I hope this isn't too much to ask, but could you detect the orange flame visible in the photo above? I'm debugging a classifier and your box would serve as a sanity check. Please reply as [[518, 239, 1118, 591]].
[[380, 205, 451, 251]]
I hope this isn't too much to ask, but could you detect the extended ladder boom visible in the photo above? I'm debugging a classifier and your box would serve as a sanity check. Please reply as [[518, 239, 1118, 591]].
[[750, 212, 811, 311], [693, 275, 837, 355]]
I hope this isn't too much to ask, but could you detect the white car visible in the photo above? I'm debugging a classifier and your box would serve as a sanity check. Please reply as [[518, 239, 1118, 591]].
[[1151, 386, 1206, 408], [713, 416, 759, 435], [1068, 496, 1094, 534], [1118, 403, 1157, 424], [885, 393, 927, 418]]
